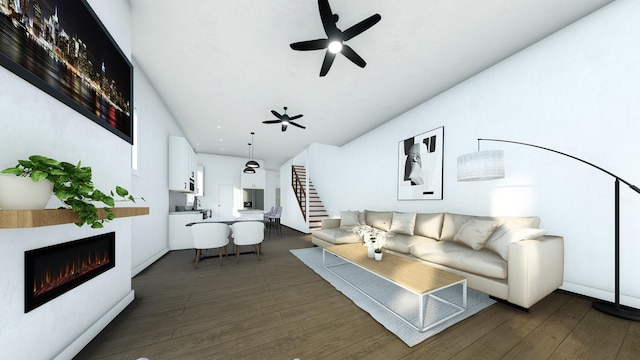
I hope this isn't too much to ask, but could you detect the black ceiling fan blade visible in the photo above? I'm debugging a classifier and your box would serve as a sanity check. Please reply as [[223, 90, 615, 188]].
[[281, 123, 288, 132], [318, 0, 337, 36], [290, 122, 306, 129], [289, 114, 303, 120], [341, 45, 366, 68], [320, 51, 337, 76], [270, 110, 282, 118], [263, 120, 282, 124], [290, 39, 329, 51], [342, 14, 381, 41]]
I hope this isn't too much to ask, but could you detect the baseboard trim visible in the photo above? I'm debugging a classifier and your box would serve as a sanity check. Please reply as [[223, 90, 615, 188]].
[[559, 282, 640, 309], [53, 290, 135, 360], [132, 246, 170, 277]]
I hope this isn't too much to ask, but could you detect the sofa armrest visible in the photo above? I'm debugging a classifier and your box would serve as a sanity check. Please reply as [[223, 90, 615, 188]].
[[321, 218, 341, 229], [507, 235, 564, 308]]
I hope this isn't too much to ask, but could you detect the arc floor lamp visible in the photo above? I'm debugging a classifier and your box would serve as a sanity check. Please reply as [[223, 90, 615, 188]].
[[457, 138, 640, 321]]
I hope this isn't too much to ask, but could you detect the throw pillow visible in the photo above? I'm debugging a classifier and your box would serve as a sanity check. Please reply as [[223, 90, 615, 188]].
[[413, 213, 444, 239], [389, 212, 417, 235], [485, 223, 547, 260], [339, 211, 361, 228], [365, 210, 393, 232], [453, 219, 499, 250]]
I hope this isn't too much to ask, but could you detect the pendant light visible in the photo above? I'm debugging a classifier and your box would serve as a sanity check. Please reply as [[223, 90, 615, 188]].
[[245, 132, 260, 169], [243, 142, 256, 174]]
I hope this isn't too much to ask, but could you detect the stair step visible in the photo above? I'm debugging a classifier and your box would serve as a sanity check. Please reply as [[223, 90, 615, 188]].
[[292, 165, 329, 230]]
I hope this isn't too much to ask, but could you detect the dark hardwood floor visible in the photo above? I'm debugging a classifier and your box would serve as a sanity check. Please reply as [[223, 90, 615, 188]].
[[75, 227, 640, 360]]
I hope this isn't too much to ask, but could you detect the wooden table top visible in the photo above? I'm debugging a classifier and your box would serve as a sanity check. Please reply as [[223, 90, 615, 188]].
[[325, 244, 465, 294]]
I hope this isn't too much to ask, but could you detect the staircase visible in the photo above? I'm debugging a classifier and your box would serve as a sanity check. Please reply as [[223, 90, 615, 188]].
[[292, 165, 329, 230]]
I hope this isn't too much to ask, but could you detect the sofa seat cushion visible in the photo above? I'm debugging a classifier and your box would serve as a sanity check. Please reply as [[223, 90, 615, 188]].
[[383, 234, 437, 254], [313, 228, 361, 245], [410, 241, 507, 279]]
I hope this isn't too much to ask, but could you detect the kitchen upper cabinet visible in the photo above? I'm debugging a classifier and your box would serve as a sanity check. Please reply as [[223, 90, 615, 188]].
[[169, 136, 197, 192], [241, 168, 265, 189]]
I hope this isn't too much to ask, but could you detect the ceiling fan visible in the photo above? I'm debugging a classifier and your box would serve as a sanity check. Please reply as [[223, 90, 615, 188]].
[[290, 0, 381, 77], [263, 107, 305, 132]]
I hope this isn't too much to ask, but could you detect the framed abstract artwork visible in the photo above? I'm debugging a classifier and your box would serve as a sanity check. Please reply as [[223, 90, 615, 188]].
[[0, 0, 133, 143], [398, 126, 444, 200]]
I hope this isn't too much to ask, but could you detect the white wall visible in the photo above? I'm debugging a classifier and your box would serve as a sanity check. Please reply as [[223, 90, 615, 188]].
[[129, 63, 185, 276], [0, 1, 136, 359], [264, 169, 278, 212], [196, 153, 272, 216], [299, 0, 640, 308], [0, 1, 186, 357]]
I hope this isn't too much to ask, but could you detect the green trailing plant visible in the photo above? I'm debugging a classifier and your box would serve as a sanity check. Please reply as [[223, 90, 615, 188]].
[[374, 247, 382, 253], [1, 155, 143, 228]]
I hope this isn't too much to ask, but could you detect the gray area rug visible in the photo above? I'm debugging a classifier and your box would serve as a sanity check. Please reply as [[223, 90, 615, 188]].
[[290, 247, 496, 347]]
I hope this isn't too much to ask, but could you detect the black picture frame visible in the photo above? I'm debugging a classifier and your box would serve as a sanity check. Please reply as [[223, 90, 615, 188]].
[[0, 0, 133, 144], [397, 126, 444, 200]]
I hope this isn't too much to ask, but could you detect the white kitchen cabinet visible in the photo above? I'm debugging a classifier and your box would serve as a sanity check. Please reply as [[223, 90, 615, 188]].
[[168, 212, 203, 250], [241, 168, 265, 189], [169, 136, 197, 192]]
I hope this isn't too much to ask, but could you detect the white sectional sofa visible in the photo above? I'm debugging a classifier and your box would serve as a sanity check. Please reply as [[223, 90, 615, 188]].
[[311, 210, 564, 309]]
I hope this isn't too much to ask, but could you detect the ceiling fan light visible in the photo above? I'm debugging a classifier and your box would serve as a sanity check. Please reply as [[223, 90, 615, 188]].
[[328, 40, 342, 53], [245, 160, 260, 168], [243, 167, 256, 174]]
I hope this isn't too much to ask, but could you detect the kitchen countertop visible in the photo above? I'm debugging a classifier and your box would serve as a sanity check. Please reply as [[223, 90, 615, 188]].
[[169, 208, 211, 215]]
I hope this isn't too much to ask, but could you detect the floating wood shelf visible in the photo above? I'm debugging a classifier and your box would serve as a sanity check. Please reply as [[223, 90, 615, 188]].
[[0, 207, 149, 229]]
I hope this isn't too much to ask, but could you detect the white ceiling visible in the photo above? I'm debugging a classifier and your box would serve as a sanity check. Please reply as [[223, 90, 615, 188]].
[[130, 0, 613, 169]]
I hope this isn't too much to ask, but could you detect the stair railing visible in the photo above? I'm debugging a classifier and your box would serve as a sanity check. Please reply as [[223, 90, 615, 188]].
[[291, 166, 307, 220]]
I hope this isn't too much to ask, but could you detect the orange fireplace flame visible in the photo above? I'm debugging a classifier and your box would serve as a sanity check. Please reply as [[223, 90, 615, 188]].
[[33, 251, 111, 297]]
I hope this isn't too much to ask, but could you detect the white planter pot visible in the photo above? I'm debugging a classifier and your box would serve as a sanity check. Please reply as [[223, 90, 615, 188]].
[[0, 175, 53, 210], [374, 252, 383, 261]]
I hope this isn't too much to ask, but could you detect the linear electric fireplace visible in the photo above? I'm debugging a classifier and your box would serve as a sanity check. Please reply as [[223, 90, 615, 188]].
[[25, 232, 115, 313]]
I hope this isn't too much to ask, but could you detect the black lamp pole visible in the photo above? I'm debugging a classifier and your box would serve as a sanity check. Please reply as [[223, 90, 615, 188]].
[[478, 138, 640, 321]]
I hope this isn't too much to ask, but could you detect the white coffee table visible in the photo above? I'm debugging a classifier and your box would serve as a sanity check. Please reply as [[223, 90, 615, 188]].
[[323, 244, 467, 332]]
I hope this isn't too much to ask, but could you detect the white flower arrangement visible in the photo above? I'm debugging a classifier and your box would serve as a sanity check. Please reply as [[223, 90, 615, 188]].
[[350, 225, 388, 249]]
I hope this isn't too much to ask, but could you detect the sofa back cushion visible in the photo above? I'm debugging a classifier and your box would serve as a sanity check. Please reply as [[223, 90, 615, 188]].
[[389, 212, 417, 235], [441, 213, 540, 242], [365, 210, 393, 232], [413, 213, 444, 240], [339, 210, 363, 229]]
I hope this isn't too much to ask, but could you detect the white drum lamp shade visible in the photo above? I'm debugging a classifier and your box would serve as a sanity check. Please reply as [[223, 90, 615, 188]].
[[457, 150, 505, 181]]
